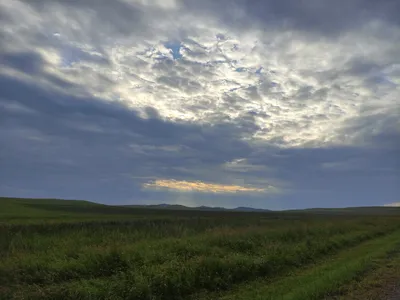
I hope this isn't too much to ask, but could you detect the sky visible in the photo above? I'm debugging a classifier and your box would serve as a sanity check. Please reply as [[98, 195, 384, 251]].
[[0, 0, 399, 209]]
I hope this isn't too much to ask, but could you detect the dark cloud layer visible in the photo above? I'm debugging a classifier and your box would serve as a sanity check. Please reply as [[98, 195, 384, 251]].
[[183, 0, 400, 36], [0, 69, 257, 203]]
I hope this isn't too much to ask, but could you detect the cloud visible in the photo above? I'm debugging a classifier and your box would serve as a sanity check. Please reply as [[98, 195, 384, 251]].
[[384, 202, 400, 207], [1, 0, 399, 149], [0, 0, 399, 208], [0, 71, 277, 202], [183, 0, 400, 36], [143, 179, 268, 193]]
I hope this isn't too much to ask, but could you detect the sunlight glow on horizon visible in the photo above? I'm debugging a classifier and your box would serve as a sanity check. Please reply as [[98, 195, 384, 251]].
[[143, 179, 268, 193]]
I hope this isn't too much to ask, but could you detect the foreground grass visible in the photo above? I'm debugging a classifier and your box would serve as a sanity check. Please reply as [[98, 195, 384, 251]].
[[327, 245, 400, 300], [1, 197, 400, 300], [210, 229, 400, 300]]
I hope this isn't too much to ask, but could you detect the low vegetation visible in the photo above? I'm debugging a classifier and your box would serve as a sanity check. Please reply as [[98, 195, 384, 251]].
[[1, 197, 400, 299]]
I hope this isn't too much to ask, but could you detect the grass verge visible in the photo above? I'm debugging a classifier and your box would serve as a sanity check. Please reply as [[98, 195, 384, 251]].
[[325, 245, 400, 300], [204, 229, 400, 300]]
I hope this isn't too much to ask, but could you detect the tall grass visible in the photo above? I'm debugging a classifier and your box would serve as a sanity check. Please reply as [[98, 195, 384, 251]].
[[1, 198, 400, 299]]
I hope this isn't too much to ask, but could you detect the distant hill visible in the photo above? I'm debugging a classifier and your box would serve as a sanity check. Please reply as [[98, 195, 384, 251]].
[[0, 197, 276, 222], [124, 203, 271, 212], [1, 197, 399, 221], [233, 206, 270, 212], [285, 206, 400, 215]]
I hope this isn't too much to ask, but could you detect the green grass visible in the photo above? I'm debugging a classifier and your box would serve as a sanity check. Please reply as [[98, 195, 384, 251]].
[[211, 230, 400, 300], [1, 197, 400, 300], [325, 242, 400, 300]]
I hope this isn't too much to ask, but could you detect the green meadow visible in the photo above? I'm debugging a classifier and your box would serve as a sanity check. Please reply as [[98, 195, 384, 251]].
[[1, 197, 400, 300]]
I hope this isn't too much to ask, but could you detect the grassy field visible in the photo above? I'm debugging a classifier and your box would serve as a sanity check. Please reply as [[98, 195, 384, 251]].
[[1, 197, 400, 300]]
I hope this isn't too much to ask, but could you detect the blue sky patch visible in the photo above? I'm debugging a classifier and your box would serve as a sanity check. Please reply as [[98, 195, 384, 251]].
[[164, 41, 182, 60]]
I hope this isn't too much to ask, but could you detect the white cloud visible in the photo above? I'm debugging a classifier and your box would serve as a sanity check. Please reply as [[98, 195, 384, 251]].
[[223, 158, 270, 173], [1, 0, 399, 148], [384, 202, 400, 207]]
